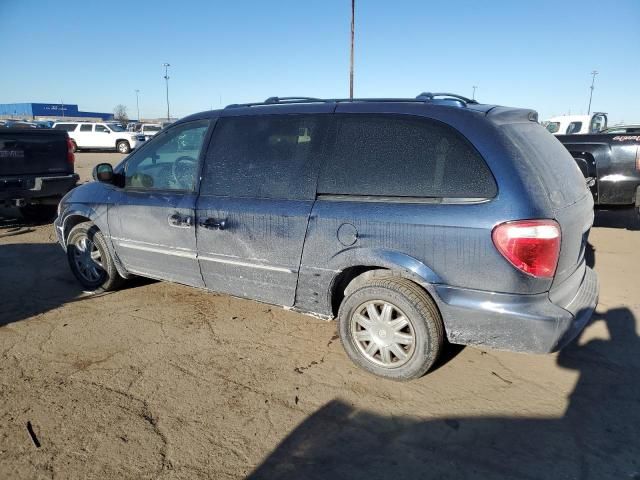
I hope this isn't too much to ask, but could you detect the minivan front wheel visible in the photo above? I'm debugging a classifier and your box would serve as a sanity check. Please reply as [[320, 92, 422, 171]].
[[66, 222, 123, 292], [338, 277, 443, 381]]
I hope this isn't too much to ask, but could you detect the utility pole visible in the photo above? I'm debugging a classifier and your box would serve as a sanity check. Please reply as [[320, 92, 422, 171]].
[[135, 89, 140, 122], [472, 85, 477, 100], [587, 70, 598, 115], [349, 0, 355, 100], [163, 63, 171, 121]]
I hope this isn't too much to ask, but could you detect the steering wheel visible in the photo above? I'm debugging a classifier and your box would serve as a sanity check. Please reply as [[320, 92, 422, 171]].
[[172, 155, 197, 189]]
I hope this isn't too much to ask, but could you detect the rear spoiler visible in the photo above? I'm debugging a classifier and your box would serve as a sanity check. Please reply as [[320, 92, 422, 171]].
[[484, 106, 539, 125]]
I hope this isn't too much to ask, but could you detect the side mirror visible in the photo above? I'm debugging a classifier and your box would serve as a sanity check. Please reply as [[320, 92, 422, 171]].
[[93, 163, 114, 183]]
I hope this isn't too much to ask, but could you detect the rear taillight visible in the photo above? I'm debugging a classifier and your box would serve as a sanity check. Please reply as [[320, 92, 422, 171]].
[[635, 146, 640, 171], [66, 137, 75, 165], [492, 220, 561, 279]]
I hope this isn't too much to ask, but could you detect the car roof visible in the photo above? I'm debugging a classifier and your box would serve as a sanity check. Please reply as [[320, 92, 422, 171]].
[[177, 93, 536, 127]]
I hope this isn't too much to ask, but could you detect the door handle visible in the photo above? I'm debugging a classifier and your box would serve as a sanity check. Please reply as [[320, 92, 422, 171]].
[[168, 213, 193, 228], [200, 217, 227, 230]]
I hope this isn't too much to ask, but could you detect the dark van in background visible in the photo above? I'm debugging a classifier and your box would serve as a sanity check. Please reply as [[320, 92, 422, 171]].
[[54, 94, 598, 380]]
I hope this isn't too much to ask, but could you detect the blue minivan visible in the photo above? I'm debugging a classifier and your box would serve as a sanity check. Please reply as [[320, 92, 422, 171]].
[[54, 93, 598, 380]]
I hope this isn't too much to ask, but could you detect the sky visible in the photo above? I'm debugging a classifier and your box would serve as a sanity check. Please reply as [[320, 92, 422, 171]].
[[1, 0, 639, 123]]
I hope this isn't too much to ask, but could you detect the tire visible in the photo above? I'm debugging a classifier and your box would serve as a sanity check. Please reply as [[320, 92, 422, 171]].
[[66, 221, 124, 292], [337, 277, 444, 381], [116, 141, 130, 154], [19, 204, 58, 223]]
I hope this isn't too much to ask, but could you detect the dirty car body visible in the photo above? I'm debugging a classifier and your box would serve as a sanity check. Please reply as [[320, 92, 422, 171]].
[[55, 94, 599, 379]]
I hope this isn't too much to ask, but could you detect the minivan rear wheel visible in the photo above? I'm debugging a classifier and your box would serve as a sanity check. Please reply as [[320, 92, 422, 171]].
[[337, 277, 444, 381], [66, 221, 124, 292]]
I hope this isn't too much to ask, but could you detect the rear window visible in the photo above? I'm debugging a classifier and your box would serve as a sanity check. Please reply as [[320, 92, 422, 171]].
[[502, 123, 588, 207], [54, 123, 77, 132], [318, 114, 496, 199], [80, 124, 92, 132]]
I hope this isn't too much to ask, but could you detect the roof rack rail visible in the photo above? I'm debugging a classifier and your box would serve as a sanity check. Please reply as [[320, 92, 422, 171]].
[[264, 96, 324, 104], [225, 92, 479, 109], [416, 92, 478, 105]]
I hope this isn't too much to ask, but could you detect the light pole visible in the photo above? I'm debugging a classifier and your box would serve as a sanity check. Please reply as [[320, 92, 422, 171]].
[[135, 89, 140, 122], [472, 85, 477, 100], [163, 63, 171, 121], [587, 70, 598, 115], [349, 0, 355, 100]]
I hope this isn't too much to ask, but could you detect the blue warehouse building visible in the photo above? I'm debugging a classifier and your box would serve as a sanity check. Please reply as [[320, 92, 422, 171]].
[[0, 102, 114, 121]]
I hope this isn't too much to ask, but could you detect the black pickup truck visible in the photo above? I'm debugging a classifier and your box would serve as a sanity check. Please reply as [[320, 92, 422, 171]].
[[557, 133, 640, 215], [1, 128, 79, 220]]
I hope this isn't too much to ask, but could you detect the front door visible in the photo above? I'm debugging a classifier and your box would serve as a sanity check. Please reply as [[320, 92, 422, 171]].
[[196, 114, 329, 306], [108, 119, 211, 286]]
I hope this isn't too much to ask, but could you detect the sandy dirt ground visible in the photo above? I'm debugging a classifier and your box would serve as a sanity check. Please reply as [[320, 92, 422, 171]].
[[0, 153, 639, 479]]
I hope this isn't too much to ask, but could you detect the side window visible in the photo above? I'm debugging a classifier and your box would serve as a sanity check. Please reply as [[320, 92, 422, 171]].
[[54, 123, 78, 132], [318, 114, 496, 199], [590, 115, 606, 133], [124, 120, 210, 191], [80, 124, 93, 132], [95, 125, 108, 133], [545, 122, 560, 134], [201, 115, 327, 199], [566, 122, 583, 134]]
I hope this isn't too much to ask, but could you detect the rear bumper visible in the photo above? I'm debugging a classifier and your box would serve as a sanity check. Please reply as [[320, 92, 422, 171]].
[[434, 267, 599, 354], [0, 173, 78, 207]]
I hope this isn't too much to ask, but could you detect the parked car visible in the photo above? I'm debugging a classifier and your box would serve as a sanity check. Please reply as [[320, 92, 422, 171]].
[[52, 121, 145, 153], [2, 120, 37, 129], [1, 128, 78, 220], [33, 120, 54, 129], [140, 123, 162, 141], [557, 132, 640, 215], [54, 93, 598, 380], [601, 124, 640, 134], [543, 112, 607, 135]]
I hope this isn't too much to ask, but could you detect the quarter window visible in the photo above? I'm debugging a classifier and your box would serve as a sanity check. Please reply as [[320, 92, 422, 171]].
[[318, 115, 496, 199], [124, 120, 210, 191], [201, 115, 328, 199]]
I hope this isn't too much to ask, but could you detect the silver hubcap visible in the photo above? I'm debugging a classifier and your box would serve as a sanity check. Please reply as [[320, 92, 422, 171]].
[[118, 144, 126, 152], [72, 235, 105, 283], [350, 300, 416, 368]]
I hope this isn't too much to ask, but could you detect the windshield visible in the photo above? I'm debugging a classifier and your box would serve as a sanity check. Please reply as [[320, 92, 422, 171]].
[[107, 124, 125, 132]]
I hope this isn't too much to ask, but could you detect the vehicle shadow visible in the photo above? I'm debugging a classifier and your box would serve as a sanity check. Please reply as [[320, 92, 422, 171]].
[[0, 238, 159, 327], [248, 307, 640, 480], [0, 242, 85, 327], [593, 208, 640, 231]]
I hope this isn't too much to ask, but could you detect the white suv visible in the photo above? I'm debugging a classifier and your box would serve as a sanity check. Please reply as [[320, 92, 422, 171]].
[[140, 123, 163, 141], [53, 122, 146, 153]]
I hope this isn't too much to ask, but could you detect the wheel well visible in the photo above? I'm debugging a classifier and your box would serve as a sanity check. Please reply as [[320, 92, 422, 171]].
[[116, 139, 130, 146], [63, 215, 91, 243], [330, 266, 386, 317], [569, 151, 596, 178]]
